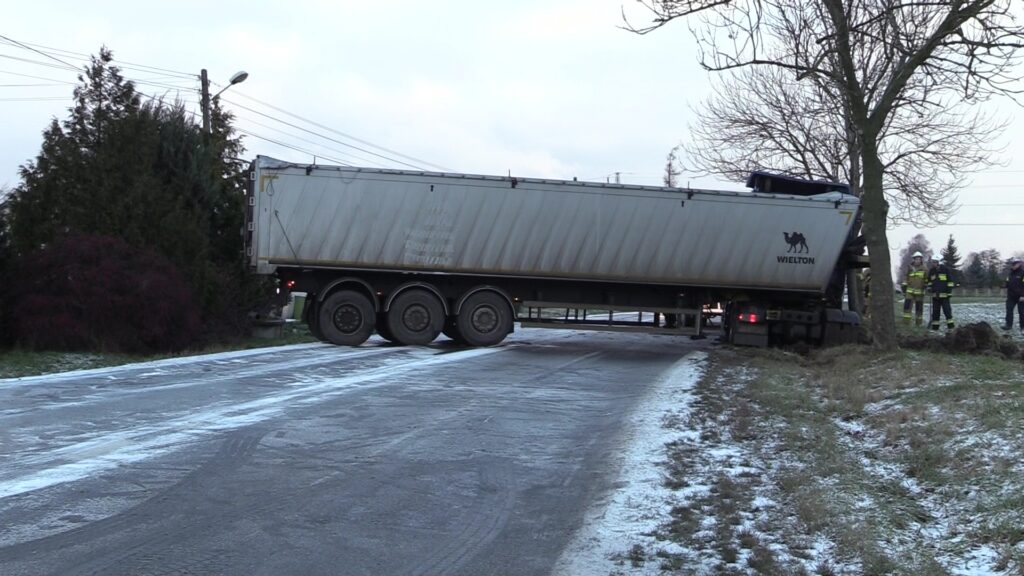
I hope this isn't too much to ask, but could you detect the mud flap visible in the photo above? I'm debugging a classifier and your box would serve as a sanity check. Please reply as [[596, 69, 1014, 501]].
[[731, 323, 769, 347]]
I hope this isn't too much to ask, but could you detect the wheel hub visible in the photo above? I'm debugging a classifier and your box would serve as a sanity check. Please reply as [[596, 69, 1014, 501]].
[[402, 304, 430, 332], [471, 306, 497, 333], [333, 305, 362, 334]]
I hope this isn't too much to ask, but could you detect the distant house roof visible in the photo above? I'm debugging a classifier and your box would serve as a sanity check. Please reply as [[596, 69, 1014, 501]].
[[745, 171, 851, 196]]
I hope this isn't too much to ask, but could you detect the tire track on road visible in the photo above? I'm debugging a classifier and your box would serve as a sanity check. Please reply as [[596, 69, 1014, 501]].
[[0, 427, 268, 570], [406, 465, 518, 576]]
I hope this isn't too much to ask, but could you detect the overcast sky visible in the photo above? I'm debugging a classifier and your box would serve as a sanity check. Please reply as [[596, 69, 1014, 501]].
[[2, 1, 1022, 273]]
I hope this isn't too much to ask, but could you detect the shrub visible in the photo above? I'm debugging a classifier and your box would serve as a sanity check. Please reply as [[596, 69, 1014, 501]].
[[11, 233, 200, 353]]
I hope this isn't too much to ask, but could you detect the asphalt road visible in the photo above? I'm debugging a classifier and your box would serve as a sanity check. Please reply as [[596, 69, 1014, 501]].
[[0, 327, 708, 576]]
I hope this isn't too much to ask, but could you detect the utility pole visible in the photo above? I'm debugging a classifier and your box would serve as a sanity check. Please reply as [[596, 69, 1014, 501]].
[[200, 69, 247, 135], [200, 68, 211, 135]]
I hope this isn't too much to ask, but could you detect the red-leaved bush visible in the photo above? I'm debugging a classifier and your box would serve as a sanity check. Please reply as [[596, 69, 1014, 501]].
[[11, 234, 201, 353]]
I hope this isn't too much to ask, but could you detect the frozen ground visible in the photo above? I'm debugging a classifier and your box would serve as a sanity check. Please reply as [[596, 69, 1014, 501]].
[[554, 300, 1023, 576], [554, 351, 707, 576], [2, 307, 1018, 574], [912, 299, 1012, 331], [0, 327, 715, 575]]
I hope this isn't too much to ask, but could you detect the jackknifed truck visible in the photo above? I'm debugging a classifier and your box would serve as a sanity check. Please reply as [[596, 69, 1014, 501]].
[[246, 156, 865, 347]]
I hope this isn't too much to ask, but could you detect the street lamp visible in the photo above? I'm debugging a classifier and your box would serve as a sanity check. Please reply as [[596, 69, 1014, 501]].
[[200, 69, 248, 134]]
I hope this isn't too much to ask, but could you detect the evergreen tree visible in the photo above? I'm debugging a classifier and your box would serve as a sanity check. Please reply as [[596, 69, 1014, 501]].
[[5, 47, 270, 349], [9, 48, 142, 255], [940, 234, 962, 284], [0, 194, 12, 347], [964, 253, 985, 288], [940, 235, 961, 270]]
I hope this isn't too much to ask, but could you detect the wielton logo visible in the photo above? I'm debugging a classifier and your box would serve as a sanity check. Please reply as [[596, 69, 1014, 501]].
[[779, 231, 814, 264], [783, 231, 808, 253]]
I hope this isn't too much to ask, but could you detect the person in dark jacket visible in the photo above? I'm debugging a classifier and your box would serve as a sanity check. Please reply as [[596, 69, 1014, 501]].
[[927, 255, 955, 330], [1003, 258, 1024, 331]]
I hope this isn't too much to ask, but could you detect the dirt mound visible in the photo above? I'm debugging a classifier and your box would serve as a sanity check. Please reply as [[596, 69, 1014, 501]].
[[901, 322, 1020, 358], [900, 334, 946, 353]]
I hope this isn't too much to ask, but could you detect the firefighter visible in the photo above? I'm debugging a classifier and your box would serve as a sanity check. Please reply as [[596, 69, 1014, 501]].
[[1003, 258, 1024, 331], [901, 251, 927, 326], [927, 255, 955, 330]]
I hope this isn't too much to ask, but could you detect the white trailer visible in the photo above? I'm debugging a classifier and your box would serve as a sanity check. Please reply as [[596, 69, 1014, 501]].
[[246, 157, 865, 347]]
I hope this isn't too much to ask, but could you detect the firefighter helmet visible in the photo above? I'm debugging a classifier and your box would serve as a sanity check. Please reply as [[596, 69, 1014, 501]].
[[912, 251, 923, 258]]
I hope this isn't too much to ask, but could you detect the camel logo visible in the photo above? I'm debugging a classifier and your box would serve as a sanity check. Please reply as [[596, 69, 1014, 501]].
[[784, 231, 809, 253], [778, 231, 815, 264]]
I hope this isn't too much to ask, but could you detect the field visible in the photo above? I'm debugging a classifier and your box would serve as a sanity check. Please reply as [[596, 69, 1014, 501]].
[[621, 299, 1024, 575]]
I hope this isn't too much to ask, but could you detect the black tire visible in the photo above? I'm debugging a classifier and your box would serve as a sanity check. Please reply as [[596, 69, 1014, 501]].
[[456, 291, 512, 347], [385, 289, 444, 346], [318, 290, 374, 346], [375, 314, 398, 343], [442, 320, 466, 344], [305, 297, 327, 342]]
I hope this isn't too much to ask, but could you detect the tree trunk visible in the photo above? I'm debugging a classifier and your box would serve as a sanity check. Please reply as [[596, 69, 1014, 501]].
[[860, 148, 897, 347], [846, 115, 864, 315]]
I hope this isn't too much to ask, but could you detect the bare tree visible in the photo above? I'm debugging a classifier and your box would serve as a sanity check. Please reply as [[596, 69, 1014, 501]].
[[663, 148, 681, 187], [681, 66, 850, 184], [626, 0, 1024, 346], [680, 65, 1002, 225]]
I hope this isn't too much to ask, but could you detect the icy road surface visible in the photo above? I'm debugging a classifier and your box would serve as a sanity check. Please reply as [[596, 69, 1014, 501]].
[[0, 327, 709, 576]]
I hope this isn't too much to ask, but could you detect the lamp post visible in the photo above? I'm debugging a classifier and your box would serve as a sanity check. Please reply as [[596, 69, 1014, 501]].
[[200, 69, 248, 134]]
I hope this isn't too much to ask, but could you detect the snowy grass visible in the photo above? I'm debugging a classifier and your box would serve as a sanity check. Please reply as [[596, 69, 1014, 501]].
[[0, 322, 317, 379], [646, 341, 1024, 575]]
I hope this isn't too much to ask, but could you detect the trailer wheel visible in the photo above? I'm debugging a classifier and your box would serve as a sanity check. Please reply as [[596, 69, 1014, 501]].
[[319, 290, 374, 346], [457, 291, 511, 347], [305, 297, 327, 342], [386, 289, 444, 345]]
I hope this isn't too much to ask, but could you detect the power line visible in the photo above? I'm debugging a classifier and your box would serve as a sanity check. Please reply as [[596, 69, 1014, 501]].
[[0, 52, 79, 72], [960, 184, 1024, 189], [1, 37, 196, 79], [0, 96, 70, 101], [2, 35, 448, 174], [129, 80, 199, 94], [229, 111, 391, 168], [221, 96, 431, 171], [233, 127, 351, 166], [0, 69, 77, 84], [0, 82, 68, 87], [134, 89, 353, 167], [228, 90, 452, 172], [0, 34, 80, 71]]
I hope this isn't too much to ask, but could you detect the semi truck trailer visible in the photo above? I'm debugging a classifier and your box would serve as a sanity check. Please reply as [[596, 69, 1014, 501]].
[[246, 156, 865, 347]]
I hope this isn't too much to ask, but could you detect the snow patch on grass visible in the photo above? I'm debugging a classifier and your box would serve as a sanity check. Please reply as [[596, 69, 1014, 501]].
[[553, 351, 706, 576]]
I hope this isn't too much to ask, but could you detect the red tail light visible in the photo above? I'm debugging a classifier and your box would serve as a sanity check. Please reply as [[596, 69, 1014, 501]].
[[738, 312, 761, 323], [285, 280, 296, 290]]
